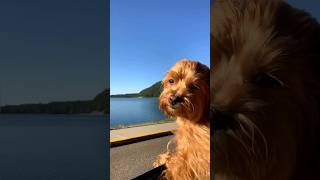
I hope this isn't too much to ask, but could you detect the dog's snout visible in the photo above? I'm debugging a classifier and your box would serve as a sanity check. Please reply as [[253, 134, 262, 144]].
[[170, 95, 183, 106], [211, 107, 236, 131]]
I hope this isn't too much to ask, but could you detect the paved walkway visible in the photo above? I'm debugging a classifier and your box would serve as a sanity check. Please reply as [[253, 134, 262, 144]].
[[110, 135, 173, 180], [110, 122, 177, 143]]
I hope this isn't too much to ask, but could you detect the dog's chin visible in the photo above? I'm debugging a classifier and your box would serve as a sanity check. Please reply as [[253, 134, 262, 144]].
[[161, 102, 196, 120], [163, 103, 185, 117]]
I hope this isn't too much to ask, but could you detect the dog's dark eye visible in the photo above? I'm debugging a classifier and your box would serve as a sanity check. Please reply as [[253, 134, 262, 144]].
[[189, 84, 198, 90], [168, 79, 175, 84], [252, 73, 283, 88]]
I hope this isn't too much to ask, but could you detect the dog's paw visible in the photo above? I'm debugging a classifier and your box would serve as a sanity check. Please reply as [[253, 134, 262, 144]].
[[153, 152, 171, 168]]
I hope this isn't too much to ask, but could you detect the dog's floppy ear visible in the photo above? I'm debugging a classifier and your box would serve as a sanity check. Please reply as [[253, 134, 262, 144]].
[[196, 62, 210, 83]]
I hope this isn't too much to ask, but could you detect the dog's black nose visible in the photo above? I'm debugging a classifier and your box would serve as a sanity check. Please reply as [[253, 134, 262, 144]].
[[211, 108, 235, 130], [169, 95, 183, 106]]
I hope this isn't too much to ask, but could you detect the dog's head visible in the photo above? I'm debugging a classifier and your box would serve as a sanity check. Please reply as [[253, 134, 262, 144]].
[[160, 59, 210, 122], [212, 0, 320, 179]]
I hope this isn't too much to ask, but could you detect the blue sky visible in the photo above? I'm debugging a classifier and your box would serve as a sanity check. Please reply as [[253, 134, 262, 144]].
[[110, 0, 210, 95], [110, 0, 320, 95], [287, 0, 320, 20], [0, 0, 107, 105]]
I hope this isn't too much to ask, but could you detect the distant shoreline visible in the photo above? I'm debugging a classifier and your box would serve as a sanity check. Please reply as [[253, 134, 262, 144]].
[[0, 89, 108, 114]]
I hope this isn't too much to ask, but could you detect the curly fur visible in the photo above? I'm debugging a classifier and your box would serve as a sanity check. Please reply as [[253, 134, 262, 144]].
[[212, 0, 320, 180], [154, 59, 210, 180]]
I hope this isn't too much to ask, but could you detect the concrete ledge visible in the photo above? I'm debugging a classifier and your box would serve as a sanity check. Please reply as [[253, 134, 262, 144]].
[[110, 130, 174, 147], [110, 122, 177, 147]]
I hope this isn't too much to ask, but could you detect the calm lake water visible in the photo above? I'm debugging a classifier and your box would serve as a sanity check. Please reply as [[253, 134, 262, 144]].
[[0, 114, 107, 180], [110, 97, 166, 128]]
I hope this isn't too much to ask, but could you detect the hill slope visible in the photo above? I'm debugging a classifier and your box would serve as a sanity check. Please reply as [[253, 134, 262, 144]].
[[111, 81, 162, 97], [138, 81, 162, 97]]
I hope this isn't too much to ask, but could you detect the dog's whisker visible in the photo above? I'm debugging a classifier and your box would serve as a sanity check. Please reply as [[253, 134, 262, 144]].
[[190, 102, 195, 112], [228, 130, 253, 158], [184, 97, 195, 113], [182, 101, 190, 112], [186, 98, 195, 112], [238, 114, 269, 160], [237, 119, 256, 155], [228, 130, 261, 180], [166, 138, 176, 153]]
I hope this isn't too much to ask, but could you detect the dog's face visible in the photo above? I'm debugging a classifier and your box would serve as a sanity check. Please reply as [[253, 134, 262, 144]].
[[160, 59, 210, 122], [212, 0, 320, 179]]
